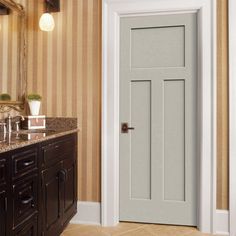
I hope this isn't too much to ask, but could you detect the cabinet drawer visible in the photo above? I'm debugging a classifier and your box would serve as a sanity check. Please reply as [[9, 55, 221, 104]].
[[12, 174, 38, 228], [12, 147, 38, 180], [0, 158, 7, 186], [13, 215, 37, 236], [41, 136, 75, 167]]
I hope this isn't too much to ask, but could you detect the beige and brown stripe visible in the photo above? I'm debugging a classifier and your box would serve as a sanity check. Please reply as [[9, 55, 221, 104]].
[[217, 0, 229, 210]]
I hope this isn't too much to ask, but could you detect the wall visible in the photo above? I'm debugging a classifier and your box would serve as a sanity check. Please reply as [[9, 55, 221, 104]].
[[25, 0, 101, 202], [217, 0, 228, 210], [22, 0, 228, 208]]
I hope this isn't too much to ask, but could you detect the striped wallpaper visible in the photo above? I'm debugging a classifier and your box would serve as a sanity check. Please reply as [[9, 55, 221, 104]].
[[25, 0, 101, 202], [0, 0, 229, 208]]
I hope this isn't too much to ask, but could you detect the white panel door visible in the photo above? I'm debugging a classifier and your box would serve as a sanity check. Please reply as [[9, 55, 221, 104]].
[[119, 13, 197, 226]]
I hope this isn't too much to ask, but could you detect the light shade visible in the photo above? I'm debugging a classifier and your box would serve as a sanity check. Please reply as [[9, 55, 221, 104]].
[[39, 13, 55, 31]]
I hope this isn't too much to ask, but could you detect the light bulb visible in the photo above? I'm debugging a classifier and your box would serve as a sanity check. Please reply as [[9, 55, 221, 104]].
[[39, 13, 55, 31]]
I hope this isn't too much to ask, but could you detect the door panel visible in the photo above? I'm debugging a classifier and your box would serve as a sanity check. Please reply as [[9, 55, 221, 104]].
[[131, 81, 151, 200], [13, 216, 37, 236], [131, 26, 185, 68], [163, 80, 185, 201], [62, 158, 77, 225], [41, 162, 63, 236], [13, 175, 38, 228], [120, 13, 197, 226]]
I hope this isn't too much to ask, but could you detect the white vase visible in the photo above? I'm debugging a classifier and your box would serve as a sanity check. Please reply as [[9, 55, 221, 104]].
[[28, 100, 41, 116]]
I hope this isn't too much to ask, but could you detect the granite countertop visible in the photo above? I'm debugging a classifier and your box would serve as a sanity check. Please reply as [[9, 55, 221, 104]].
[[0, 117, 78, 153]]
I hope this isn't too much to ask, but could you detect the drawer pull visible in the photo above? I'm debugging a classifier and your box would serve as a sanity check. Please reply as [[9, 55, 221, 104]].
[[22, 160, 34, 167], [21, 196, 33, 205]]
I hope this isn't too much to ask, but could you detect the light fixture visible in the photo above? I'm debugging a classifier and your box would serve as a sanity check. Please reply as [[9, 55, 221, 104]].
[[0, 3, 10, 15], [39, 13, 55, 31], [39, 0, 60, 32]]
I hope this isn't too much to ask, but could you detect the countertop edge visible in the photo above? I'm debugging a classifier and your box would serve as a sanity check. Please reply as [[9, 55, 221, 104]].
[[0, 128, 79, 153]]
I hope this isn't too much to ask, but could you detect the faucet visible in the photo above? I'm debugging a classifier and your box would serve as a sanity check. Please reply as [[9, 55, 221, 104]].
[[5, 115, 25, 133], [5, 114, 12, 133], [12, 115, 25, 122], [12, 115, 25, 132]]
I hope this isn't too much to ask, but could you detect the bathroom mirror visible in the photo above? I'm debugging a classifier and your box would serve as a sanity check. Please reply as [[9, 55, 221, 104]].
[[0, 0, 26, 112]]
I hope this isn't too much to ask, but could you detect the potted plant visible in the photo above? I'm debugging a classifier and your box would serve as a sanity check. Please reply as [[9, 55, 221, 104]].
[[27, 93, 42, 116], [0, 93, 11, 101]]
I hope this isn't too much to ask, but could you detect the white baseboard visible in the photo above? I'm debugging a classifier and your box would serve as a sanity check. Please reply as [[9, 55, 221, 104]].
[[70, 202, 229, 234], [70, 201, 101, 225], [215, 210, 229, 235]]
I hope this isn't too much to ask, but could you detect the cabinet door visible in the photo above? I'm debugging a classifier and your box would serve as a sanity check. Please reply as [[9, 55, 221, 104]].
[[62, 158, 77, 225], [41, 161, 63, 236], [0, 189, 7, 236], [13, 215, 37, 236], [12, 174, 38, 228]]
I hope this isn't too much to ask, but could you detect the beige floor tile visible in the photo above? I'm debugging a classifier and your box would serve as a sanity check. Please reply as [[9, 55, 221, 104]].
[[61, 223, 215, 236], [120, 227, 155, 236], [145, 224, 198, 236], [63, 224, 83, 232], [101, 222, 145, 235], [62, 225, 109, 236]]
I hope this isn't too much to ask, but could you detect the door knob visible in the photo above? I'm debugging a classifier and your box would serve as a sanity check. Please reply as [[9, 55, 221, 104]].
[[121, 123, 135, 133]]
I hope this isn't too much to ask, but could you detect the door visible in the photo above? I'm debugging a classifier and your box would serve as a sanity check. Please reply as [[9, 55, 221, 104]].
[[41, 161, 63, 236], [120, 13, 197, 226], [13, 216, 38, 236], [12, 175, 38, 229], [62, 157, 77, 225]]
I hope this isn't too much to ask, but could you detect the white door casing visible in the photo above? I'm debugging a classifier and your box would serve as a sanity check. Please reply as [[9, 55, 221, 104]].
[[229, 0, 236, 235], [102, 0, 216, 233]]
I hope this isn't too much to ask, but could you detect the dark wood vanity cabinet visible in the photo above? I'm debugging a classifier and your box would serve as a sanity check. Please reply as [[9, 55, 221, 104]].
[[40, 134, 77, 236], [0, 133, 77, 236]]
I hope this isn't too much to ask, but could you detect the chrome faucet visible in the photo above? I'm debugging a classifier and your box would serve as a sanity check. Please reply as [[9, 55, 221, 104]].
[[13, 115, 25, 122], [5, 115, 25, 133], [12, 115, 25, 132], [5, 114, 12, 133]]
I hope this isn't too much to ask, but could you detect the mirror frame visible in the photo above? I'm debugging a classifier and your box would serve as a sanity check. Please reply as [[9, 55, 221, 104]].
[[0, 0, 26, 113]]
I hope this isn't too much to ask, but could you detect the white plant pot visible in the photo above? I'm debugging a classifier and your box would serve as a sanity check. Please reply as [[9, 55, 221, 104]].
[[28, 100, 41, 116]]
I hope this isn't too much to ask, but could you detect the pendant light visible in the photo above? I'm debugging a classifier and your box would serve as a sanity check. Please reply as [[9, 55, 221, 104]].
[[39, 0, 60, 32]]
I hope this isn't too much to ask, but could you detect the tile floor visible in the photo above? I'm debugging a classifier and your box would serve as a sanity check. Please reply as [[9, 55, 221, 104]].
[[61, 222, 218, 236]]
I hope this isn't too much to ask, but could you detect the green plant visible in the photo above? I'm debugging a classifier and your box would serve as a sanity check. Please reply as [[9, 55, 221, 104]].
[[0, 93, 11, 101], [27, 93, 42, 101]]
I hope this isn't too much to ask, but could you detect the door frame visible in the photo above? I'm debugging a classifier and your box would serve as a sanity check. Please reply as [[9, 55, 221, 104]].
[[229, 1, 236, 235], [102, 0, 217, 233]]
